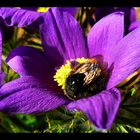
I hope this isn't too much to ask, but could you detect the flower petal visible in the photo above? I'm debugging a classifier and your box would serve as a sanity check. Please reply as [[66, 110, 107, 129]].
[[87, 12, 124, 67], [0, 26, 2, 70], [0, 26, 4, 86], [0, 7, 42, 27], [0, 72, 5, 86], [0, 77, 69, 114], [66, 88, 121, 129], [107, 27, 140, 89], [60, 7, 80, 17], [21, 7, 80, 17], [95, 7, 114, 22], [6, 46, 53, 77], [40, 8, 88, 70], [115, 7, 136, 34], [129, 21, 140, 31], [0, 76, 47, 96], [130, 7, 137, 23], [0, 8, 43, 78], [20, 7, 38, 11], [6, 46, 58, 91], [95, 7, 136, 35]]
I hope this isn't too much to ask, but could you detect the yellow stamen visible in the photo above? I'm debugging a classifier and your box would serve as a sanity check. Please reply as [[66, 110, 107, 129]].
[[53, 57, 88, 90], [37, 7, 49, 13]]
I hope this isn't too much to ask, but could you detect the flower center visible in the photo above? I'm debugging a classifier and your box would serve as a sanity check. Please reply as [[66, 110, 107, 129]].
[[54, 57, 107, 100]]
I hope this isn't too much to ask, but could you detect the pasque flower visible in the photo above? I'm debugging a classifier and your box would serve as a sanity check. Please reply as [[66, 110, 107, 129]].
[[0, 8, 140, 130], [0, 7, 79, 85]]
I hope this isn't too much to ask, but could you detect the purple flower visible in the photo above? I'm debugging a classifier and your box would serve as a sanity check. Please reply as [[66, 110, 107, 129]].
[[0, 7, 44, 88], [0, 72, 5, 86], [0, 8, 140, 130], [0, 7, 80, 90]]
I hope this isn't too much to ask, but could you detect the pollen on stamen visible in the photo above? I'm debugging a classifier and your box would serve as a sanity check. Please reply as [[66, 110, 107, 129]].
[[37, 7, 49, 13], [53, 57, 88, 90]]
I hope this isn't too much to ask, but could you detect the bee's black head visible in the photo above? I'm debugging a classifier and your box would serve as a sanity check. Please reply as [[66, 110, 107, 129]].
[[65, 73, 85, 99]]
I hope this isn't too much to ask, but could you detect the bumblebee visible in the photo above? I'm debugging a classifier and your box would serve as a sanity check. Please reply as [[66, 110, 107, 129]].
[[64, 58, 107, 100]]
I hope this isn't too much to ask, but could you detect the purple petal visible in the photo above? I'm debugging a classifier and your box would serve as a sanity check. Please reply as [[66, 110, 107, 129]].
[[66, 88, 121, 129], [0, 26, 5, 87], [0, 8, 43, 75], [107, 27, 140, 89], [95, 7, 114, 21], [129, 21, 140, 31], [115, 7, 136, 34], [0, 77, 69, 114], [6, 46, 58, 91], [130, 7, 137, 23], [6, 46, 53, 77], [0, 7, 42, 27], [40, 8, 88, 70], [0, 26, 2, 70], [95, 7, 136, 35], [20, 7, 38, 11], [0, 72, 5, 86], [60, 7, 80, 17], [114, 7, 136, 24], [0, 76, 47, 96], [87, 12, 124, 68]]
